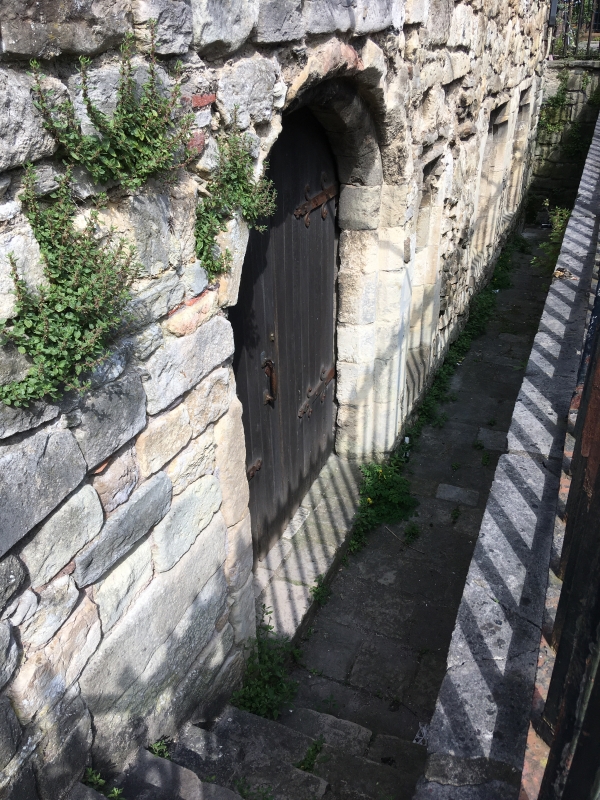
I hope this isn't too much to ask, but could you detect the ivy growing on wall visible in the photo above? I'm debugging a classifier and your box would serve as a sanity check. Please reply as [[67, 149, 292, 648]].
[[0, 166, 139, 406], [31, 24, 196, 192], [195, 126, 277, 280]]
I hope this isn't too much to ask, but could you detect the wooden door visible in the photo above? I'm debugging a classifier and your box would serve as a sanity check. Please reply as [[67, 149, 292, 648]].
[[229, 107, 336, 560]]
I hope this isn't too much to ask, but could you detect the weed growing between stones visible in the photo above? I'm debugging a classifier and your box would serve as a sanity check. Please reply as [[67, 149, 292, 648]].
[[148, 737, 171, 759], [83, 768, 126, 799], [538, 69, 569, 135], [234, 780, 275, 800], [309, 575, 331, 607], [0, 166, 139, 406], [31, 24, 195, 192], [295, 735, 325, 771], [231, 606, 300, 720], [195, 123, 277, 280], [532, 203, 571, 274], [451, 507, 461, 524], [348, 233, 526, 553], [405, 522, 421, 544]]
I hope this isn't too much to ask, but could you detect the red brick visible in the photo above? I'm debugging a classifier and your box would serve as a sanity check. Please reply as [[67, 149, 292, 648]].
[[192, 92, 216, 109], [188, 130, 206, 155]]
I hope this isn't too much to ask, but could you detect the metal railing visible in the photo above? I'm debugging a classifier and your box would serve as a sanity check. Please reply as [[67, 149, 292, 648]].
[[551, 0, 600, 58]]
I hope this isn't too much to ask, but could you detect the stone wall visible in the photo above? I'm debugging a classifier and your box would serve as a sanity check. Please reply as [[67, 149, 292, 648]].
[[532, 59, 600, 210], [0, 1, 547, 797]]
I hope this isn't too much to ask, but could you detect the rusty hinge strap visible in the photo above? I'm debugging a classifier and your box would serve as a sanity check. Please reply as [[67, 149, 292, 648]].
[[298, 366, 335, 418], [294, 182, 339, 228]]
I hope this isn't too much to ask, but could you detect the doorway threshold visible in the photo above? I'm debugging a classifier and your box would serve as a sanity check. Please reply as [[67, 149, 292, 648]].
[[252, 453, 361, 640]]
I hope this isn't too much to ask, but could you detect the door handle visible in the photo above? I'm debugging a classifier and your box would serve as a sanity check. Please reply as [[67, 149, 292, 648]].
[[262, 358, 277, 404]]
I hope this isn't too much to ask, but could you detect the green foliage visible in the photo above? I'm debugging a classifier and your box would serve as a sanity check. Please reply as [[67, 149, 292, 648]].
[[451, 507, 461, 524], [310, 575, 331, 607], [83, 768, 126, 799], [0, 166, 138, 406], [532, 203, 571, 274], [234, 780, 275, 800], [31, 24, 195, 192], [148, 738, 171, 760], [231, 606, 299, 720], [195, 125, 276, 280], [473, 440, 484, 451], [404, 522, 421, 544], [295, 736, 325, 772], [538, 69, 569, 134], [482, 452, 491, 466]]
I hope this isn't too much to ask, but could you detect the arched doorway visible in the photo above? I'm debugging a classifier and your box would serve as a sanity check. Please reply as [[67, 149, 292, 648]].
[[229, 107, 337, 559]]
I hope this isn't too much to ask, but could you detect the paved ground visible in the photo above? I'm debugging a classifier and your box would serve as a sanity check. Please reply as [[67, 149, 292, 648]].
[[287, 228, 552, 796]]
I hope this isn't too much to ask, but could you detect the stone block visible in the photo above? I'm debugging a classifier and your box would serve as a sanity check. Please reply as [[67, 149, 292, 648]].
[[379, 186, 410, 228], [0, 556, 26, 615], [425, 0, 453, 44], [129, 272, 186, 327], [442, 52, 472, 86], [92, 539, 153, 634], [132, 0, 193, 54], [79, 524, 229, 719], [336, 361, 375, 405], [0, 430, 87, 557], [0, 223, 46, 321], [224, 513, 252, 591], [378, 227, 407, 272], [0, 0, 131, 58], [73, 471, 172, 587], [304, 0, 394, 35], [73, 373, 147, 470], [228, 573, 256, 645], [338, 185, 382, 231], [136, 403, 192, 478], [128, 323, 164, 361], [143, 315, 234, 415], [0, 400, 60, 441], [0, 622, 19, 690], [0, 696, 20, 772], [184, 367, 231, 437], [338, 230, 380, 276], [214, 397, 249, 527], [165, 427, 215, 495], [404, 0, 429, 24], [338, 271, 378, 325], [20, 485, 103, 588], [4, 588, 38, 626], [181, 261, 209, 299], [20, 575, 80, 651], [92, 446, 140, 514], [217, 56, 277, 130], [337, 324, 377, 365], [0, 69, 60, 171], [8, 595, 101, 725], [152, 477, 222, 572], [191, 0, 258, 57], [254, 0, 304, 42], [164, 291, 218, 337], [216, 214, 250, 307]]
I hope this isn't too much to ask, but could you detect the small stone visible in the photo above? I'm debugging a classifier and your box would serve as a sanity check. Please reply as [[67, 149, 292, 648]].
[[191, 0, 259, 58], [88, 349, 127, 389], [217, 56, 277, 130], [191, 136, 219, 179], [73, 372, 147, 470], [20, 575, 80, 651], [74, 471, 172, 587], [0, 344, 32, 386], [0, 555, 26, 615], [0, 621, 19, 689], [20, 485, 104, 588], [0, 695, 21, 772], [4, 588, 38, 626], [0, 201, 20, 223], [181, 260, 209, 298], [92, 446, 140, 514], [165, 427, 215, 495], [0, 400, 60, 441], [136, 403, 192, 478], [129, 272, 186, 327], [92, 539, 153, 634], [0, 429, 87, 557], [152, 476, 222, 572], [129, 323, 164, 361], [0, 176, 11, 198], [143, 315, 234, 415], [214, 397, 249, 527], [184, 366, 230, 438]]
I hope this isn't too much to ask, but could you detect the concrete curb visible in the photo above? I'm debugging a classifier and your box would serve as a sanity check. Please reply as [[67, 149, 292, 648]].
[[413, 114, 600, 800]]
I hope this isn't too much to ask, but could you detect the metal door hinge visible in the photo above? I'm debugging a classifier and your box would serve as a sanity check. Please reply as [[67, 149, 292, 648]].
[[294, 173, 339, 228]]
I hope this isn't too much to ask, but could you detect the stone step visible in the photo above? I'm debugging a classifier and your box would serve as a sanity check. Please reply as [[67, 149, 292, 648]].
[[171, 721, 328, 800], [279, 707, 372, 757], [366, 733, 428, 772], [114, 749, 242, 800], [312, 746, 426, 800]]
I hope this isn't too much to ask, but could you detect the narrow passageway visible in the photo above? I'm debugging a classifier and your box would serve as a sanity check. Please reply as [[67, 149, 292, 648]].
[[279, 227, 552, 798]]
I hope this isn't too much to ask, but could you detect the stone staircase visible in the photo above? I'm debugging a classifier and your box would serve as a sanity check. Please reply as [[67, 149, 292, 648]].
[[70, 704, 426, 800]]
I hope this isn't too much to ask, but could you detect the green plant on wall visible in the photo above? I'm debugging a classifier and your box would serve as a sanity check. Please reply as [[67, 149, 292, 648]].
[[195, 124, 277, 280], [31, 23, 196, 192], [0, 166, 139, 406], [538, 69, 569, 134]]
